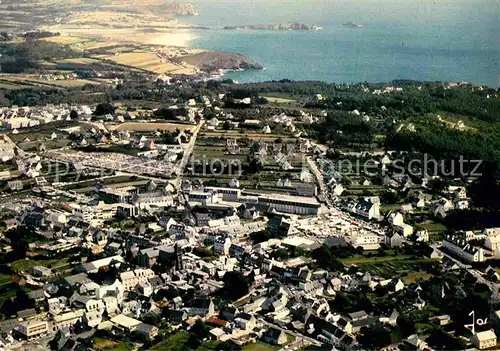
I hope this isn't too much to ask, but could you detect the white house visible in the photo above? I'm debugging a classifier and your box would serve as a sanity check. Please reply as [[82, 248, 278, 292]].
[[388, 213, 404, 226]]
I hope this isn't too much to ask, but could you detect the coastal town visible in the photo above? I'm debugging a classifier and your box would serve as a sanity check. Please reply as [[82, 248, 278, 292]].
[[0, 75, 499, 351]]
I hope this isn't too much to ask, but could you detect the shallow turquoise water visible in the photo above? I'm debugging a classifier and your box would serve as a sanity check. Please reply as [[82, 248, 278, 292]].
[[183, 1, 499, 87]]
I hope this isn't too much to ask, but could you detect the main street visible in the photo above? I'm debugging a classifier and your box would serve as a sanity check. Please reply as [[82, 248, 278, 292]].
[[174, 119, 204, 189], [306, 156, 332, 207]]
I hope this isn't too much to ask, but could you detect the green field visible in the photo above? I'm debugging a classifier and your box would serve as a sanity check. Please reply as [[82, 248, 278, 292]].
[[341, 255, 437, 279], [263, 96, 297, 104], [93, 337, 137, 351], [417, 221, 447, 233], [243, 342, 280, 351], [9, 257, 70, 273], [150, 332, 190, 351]]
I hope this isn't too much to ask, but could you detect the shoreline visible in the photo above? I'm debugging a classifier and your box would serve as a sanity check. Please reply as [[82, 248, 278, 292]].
[[147, 30, 199, 47]]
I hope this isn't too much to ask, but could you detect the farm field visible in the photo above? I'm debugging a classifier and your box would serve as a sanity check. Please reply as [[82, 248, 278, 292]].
[[263, 95, 297, 104], [103, 51, 197, 74], [0, 74, 100, 89], [42, 35, 90, 45]]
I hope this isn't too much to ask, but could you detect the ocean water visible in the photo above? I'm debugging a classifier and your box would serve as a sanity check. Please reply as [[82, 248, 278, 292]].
[[182, 1, 499, 87]]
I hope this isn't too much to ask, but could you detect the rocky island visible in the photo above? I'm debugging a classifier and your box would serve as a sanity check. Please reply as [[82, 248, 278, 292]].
[[223, 23, 322, 31], [342, 21, 364, 28]]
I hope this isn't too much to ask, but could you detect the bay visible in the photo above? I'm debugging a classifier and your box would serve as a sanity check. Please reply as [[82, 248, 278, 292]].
[[182, 1, 499, 87]]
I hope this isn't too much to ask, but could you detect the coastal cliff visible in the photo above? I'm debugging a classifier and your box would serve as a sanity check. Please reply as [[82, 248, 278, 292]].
[[167, 3, 199, 16], [173, 51, 263, 73], [223, 23, 321, 31]]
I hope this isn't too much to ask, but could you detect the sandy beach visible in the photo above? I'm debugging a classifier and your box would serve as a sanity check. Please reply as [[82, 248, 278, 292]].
[[147, 31, 198, 47]]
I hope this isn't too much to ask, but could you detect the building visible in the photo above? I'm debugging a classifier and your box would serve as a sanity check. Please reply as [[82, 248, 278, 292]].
[[262, 327, 287, 345], [32, 265, 52, 278], [120, 269, 155, 291], [187, 191, 222, 206], [485, 228, 500, 237], [471, 330, 497, 350], [350, 233, 380, 250], [133, 192, 174, 209], [99, 186, 137, 204], [395, 224, 414, 237], [204, 187, 241, 201], [356, 200, 380, 220], [485, 235, 500, 251], [443, 235, 485, 262], [258, 194, 321, 216], [388, 213, 404, 226], [385, 232, 403, 248], [134, 323, 159, 341], [214, 237, 231, 255], [51, 310, 84, 332], [296, 183, 317, 197], [14, 320, 49, 340]]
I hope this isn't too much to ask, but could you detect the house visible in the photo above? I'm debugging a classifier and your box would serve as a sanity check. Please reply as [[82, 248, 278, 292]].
[[415, 229, 429, 242], [219, 306, 238, 322], [388, 212, 404, 226], [262, 327, 287, 345], [385, 232, 403, 248], [267, 216, 296, 236], [234, 313, 256, 331], [485, 235, 500, 251], [168, 310, 187, 324], [187, 297, 215, 317], [134, 323, 159, 341], [356, 200, 380, 220], [332, 184, 344, 196], [395, 224, 414, 237], [443, 234, 485, 262], [214, 237, 231, 255], [13, 320, 49, 340], [209, 327, 226, 341], [379, 310, 399, 326], [471, 330, 497, 350], [296, 183, 317, 197], [32, 265, 52, 278]]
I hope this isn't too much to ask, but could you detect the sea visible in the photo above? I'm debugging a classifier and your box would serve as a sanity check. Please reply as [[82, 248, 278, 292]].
[[181, 0, 499, 87]]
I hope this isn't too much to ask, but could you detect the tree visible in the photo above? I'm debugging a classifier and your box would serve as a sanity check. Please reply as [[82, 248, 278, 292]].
[[398, 315, 416, 338], [221, 271, 249, 301], [357, 325, 392, 350], [311, 245, 344, 271], [426, 329, 466, 350], [222, 121, 231, 130], [70, 110, 78, 120], [94, 102, 115, 116]]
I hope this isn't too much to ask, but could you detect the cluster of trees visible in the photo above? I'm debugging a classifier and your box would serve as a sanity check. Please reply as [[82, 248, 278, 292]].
[[0, 41, 79, 73], [387, 116, 500, 176], [310, 110, 375, 146], [153, 106, 188, 120], [217, 271, 249, 301], [310, 244, 346, 271], [22, 31, 60, 41], [303, 81, 499, 123]]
